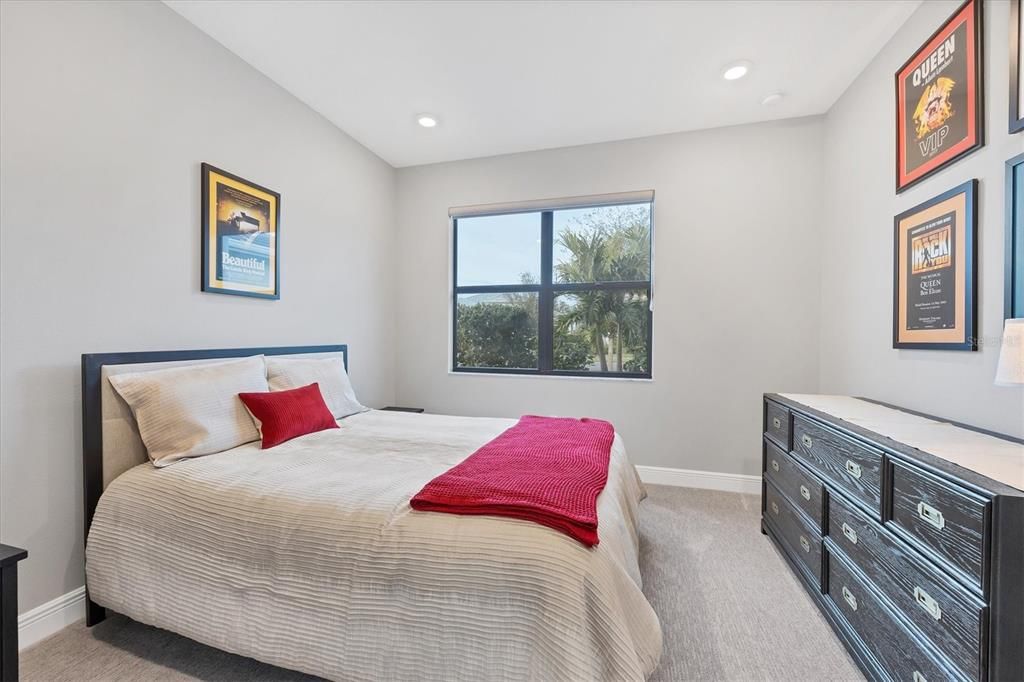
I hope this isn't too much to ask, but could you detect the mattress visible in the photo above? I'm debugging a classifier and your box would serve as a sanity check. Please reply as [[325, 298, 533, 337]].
[[86, 410, 663, 681]]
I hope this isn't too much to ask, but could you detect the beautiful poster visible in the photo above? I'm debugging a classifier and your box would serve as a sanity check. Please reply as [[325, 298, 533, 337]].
[[893, 180, 976, 350], [201, 163, 280, 299], [895, 0, 982, 193]]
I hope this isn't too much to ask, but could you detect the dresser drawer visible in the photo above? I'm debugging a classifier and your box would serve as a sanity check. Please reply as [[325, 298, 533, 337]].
[[792, 415, 883, 517], [764, 481, 822, 585], [889, 461, 989, 592], [764, 439, 824, 529], [826, 550, 965, 682], [829, 495, 984, 680], [764, 400, 790, 449]]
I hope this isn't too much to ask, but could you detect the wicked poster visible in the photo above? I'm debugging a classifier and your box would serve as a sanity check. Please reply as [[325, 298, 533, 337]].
[[895, 0, 983, 193], [893, 180, 977, 350]]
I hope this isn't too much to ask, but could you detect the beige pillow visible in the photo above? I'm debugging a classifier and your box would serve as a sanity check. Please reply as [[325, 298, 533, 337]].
[[266, 356, 367, 418], [108, 355, 268, 466]]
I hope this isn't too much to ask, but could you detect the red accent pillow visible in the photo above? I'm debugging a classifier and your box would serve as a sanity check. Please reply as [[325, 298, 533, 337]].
[[238, 382, 339, 449]]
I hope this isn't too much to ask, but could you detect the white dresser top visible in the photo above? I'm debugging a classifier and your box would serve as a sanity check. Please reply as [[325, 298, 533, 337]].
[[780, 394, 1024, 491]]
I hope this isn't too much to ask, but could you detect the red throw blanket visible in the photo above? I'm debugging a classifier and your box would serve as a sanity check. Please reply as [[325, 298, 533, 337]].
[[410, 415, 615, 546]]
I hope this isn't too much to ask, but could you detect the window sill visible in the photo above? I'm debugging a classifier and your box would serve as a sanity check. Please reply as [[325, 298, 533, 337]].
[[447, 370, 653, 383]]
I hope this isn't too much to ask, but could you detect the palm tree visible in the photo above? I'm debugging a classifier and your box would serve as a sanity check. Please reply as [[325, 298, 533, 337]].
[[606, 220, 651, 281], [555, 229, 609, 283], [603, 214, 650, 370], [555, 228, 611, 369], [556, 290, 615, 371], [556, 206, 650, 371], [604, 292, 647, 371]]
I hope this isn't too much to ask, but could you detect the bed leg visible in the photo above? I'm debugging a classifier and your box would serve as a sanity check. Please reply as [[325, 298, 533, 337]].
[[85, 593, 106, 626]]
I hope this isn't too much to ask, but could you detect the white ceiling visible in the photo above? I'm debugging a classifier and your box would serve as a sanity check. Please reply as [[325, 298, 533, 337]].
[[165, 0, 920, 168]]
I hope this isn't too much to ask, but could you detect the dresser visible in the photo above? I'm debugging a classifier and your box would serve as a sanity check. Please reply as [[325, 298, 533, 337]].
[[761, 394, 1024, 682]]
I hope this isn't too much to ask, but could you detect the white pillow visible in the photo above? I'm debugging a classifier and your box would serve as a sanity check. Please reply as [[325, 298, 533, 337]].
[[266, 356, 367, 419], [108, 355, 268, 467]]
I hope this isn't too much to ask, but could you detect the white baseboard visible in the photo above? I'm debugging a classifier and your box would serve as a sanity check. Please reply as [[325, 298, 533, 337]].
[[18, 585, 86, 651], [636, 465, 761, 495]]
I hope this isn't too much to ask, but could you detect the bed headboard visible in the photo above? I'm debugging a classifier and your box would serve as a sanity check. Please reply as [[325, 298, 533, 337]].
[[80, 344, 347, 543]]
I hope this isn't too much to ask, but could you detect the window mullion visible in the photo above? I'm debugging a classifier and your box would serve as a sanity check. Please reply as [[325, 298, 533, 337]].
[[551, 280, 650, 293], [538, 211, 554, 372]]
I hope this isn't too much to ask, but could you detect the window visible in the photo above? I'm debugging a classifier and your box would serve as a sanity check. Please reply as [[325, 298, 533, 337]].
[[452, 195, 653, 377]]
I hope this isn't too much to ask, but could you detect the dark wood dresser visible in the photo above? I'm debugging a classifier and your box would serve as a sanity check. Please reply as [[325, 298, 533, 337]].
[[761, 394, 1023, 682]]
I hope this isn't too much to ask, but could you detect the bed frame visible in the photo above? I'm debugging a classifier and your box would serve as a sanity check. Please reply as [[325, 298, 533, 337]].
[[80, 344, 348, 626]]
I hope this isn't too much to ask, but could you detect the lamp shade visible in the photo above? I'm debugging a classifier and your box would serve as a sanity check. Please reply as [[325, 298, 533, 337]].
[[995, 319, 1024, 386]]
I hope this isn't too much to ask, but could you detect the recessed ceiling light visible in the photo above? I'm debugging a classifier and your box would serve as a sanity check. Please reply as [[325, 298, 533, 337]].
[[722, 61, 751, 81], [761, 92, 785, 106], [416, 114, 439, 128]]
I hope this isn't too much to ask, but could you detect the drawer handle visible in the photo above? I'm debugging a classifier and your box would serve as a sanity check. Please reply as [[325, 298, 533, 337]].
[[841, 586, 858, 611], [799, 484, 810, 501], [799, 535, 810, 553], [917, 501, 945, 530], [841, 522, 858, 545], [913, 672, 927, 682], [770, 501, 779, 515], [772, 417, 782, 430], [845, 459, 862, 479], [801, 434, 813, 448], [771, 459, 779, 472], [914, 586, 942, 621]]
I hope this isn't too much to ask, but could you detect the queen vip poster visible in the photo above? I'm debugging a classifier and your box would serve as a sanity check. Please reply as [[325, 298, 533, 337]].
[[895, 0, 983, 193], [893, 180, 977, 350], [201, 163, 280, 299]]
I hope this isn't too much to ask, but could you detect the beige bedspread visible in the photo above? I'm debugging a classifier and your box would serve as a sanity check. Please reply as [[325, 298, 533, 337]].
[[86, 410, 662, 681]]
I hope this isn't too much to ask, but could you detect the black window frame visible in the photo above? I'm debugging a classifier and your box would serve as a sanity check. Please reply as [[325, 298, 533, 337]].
[[452, 202, 653, 379]]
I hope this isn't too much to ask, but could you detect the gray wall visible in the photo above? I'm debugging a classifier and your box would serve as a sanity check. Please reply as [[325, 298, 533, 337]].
[[395, 118, 825, 473], [820, 0, 1024, 437], [0, 0, 397, 612]]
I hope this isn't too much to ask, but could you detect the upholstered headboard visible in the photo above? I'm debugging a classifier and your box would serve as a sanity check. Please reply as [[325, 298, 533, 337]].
[[80, 345, 347, 547]]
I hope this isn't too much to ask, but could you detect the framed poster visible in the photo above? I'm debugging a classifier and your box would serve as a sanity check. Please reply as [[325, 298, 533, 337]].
[[1008, 153, 1024, 318], [893, 179, 977, 350], [201, 163, 280, 300], [895, 0, 983, 193], [1012, 0, 1024, 133]]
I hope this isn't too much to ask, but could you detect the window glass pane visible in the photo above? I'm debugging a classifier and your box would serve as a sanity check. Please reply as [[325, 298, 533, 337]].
[[554, 289, 649, 373], [553, 204, 651, 283], [456, 293, 538, 369], [456, 212, 541, 286]]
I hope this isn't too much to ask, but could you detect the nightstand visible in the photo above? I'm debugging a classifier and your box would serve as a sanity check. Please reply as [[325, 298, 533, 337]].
[[381, 406, 425, 413], [1, 544, 27, 681]]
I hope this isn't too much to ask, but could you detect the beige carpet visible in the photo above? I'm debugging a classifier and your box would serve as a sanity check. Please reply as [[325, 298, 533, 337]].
[[21, 485, 863, 681]]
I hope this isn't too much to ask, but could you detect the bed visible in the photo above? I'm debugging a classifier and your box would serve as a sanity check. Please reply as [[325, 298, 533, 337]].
[[81, 345, 662, 681]]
